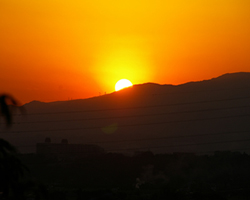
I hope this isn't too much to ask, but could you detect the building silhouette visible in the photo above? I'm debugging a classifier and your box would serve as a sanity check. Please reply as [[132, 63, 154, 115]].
[[36, 138, 105, 157]]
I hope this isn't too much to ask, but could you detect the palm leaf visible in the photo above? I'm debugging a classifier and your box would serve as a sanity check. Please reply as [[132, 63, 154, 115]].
[[0, 94, 25, 126]]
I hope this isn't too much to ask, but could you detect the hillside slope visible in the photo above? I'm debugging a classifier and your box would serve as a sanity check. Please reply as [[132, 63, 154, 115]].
[[1, 72, 250, 154]]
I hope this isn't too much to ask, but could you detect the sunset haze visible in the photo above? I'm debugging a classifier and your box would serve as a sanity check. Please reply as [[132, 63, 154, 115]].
[[1, 0, 250, 104]]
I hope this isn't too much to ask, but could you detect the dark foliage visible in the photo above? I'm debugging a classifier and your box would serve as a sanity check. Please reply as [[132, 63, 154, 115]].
[[0, 94, 25, 126], [18, 151, 250, 199], [0, 94, 47, 199]]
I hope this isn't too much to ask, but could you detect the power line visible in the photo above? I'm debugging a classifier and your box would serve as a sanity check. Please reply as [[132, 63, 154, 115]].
[[1, 111, 250, 134], [195, 147, 250, 155], [151, 86, 250, 96], [14, 136, 250, 155], [14, 130, 250, 147], [11, 104, 250, 124], [16, 95, 250, 116], [85, 130, 250, 144], [109, 138, 250, 152], [120, 84, 250, 96]]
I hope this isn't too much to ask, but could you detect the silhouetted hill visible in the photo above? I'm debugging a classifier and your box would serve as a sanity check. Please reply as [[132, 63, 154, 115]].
[[1, 72, 250, 154]]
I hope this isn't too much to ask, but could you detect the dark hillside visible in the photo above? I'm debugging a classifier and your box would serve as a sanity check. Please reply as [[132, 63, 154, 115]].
[[1, 72, 250, 154]]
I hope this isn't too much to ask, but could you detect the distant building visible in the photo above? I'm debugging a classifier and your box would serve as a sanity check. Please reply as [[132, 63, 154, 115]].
[[36, 138, 105, 157]]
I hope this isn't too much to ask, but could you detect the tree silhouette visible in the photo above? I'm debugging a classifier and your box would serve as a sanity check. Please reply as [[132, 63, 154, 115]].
[[0, 94, 28, 199], [0, 139, 28, 199], [0, 94, 25, 126], [0, 94, 48, 199]]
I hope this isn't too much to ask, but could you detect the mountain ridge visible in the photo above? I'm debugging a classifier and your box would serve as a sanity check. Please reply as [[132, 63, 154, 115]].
[[1, 72, 250, 154], [23, 72, 250, 106]]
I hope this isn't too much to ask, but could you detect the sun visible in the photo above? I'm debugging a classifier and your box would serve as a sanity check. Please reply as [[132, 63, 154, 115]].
[[115, 79, 133, 91]]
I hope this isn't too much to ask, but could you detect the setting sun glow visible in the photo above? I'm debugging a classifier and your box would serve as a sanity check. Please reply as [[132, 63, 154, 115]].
[[115, 79, 133, 91], [1, 1, 250, 104]]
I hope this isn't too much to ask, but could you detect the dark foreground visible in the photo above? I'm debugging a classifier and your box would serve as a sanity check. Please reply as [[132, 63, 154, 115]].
[[7, 151, 250, 199]]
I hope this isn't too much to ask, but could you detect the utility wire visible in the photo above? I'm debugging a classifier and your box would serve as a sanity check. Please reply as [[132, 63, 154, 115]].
[[14, 130, 250, 148], [11, 104, 250, 124], [108, 138, 250, 152], [16, 95, 250, 116], [14, 137, 250, 155], [150, 86, 250, 96], [1, 113, 250, 134], [195, 147, 250, 155]]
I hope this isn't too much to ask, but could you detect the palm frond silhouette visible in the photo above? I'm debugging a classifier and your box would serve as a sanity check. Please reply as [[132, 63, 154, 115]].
[[0, 94, 25, 126], [0, 94, 31, 199]]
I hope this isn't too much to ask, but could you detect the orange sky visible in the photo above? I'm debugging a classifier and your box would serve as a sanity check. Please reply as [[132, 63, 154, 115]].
[[1, 0, 250, 104]]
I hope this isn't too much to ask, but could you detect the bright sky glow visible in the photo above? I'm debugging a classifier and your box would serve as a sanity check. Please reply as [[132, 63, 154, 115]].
[[0, 0, 250, 104], [115, 79, 133, 91]]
